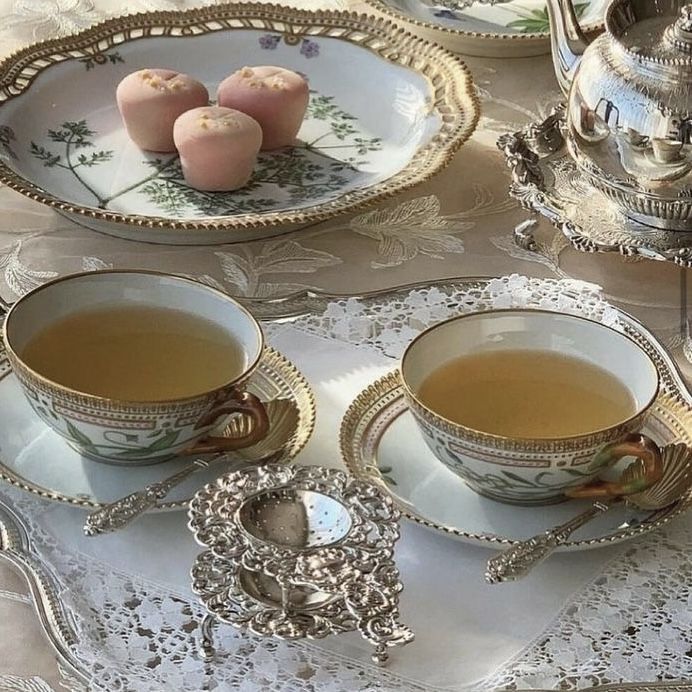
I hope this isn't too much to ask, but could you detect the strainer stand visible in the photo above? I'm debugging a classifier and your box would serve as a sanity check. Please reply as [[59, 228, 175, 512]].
[[188, 464, 414, 665]]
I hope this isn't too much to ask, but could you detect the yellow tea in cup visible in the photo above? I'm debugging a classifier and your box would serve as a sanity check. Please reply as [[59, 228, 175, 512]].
[[20, 305, 246, 401], [417, 349, 637, 439]]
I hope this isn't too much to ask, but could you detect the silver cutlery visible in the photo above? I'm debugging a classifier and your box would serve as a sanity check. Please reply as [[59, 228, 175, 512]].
[[83, 397, 298, 536], [486, 444, 692, 584]]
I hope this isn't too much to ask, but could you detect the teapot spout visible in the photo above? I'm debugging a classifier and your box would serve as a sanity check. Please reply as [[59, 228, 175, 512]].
[[546, 0, 589, 94]]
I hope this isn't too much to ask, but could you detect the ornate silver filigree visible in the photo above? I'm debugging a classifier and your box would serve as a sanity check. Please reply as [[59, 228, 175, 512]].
[[499, 108, 692, 267], [188, 464, 413, 665]]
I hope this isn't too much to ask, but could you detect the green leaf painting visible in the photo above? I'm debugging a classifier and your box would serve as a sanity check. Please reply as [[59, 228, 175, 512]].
[[507, 2, 589, 33], [28, 90, 383, 216]]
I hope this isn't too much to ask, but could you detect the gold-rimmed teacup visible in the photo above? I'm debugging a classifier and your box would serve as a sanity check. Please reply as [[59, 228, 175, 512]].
[[3, 270, 269, 465], [400, 309, 664, 505]]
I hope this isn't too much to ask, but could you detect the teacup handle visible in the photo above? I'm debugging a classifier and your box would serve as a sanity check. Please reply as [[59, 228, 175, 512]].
[[182, 392, 269, 455], [565, 433, 663, 499]]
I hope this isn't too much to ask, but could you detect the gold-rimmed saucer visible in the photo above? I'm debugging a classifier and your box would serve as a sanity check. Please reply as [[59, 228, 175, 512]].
[[340, 370, 692, 551], [0, 347, 315, 511]]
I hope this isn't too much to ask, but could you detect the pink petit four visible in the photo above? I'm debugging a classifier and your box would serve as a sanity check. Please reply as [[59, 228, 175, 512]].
[[173, 106, 262, 191], [116, 69, 209, 152], [216, 66, 309, 150]]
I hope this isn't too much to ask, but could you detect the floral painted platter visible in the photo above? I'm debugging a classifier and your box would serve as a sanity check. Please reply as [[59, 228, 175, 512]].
[[0, 5, 478, 245], [366, 0, 606, 57], [0, 347, 315, 511], [341, 371, 692, 551]]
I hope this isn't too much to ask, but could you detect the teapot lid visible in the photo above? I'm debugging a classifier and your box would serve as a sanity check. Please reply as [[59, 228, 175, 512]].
[[608, 0, 692, 64]]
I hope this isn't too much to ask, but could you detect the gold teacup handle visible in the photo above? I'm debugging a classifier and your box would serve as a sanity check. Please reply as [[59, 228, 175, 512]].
[[183, 391, 270, 455], [565, 433, 663, 499]]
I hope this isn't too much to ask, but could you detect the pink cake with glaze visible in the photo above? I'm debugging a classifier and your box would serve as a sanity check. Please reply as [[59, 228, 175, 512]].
[[116, 69, 209, 152], [173, 106, 262, 191], [216, 66, 309, 150]]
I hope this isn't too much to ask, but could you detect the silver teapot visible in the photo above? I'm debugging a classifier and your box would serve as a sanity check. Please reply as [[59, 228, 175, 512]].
[[547, 0, 692, 230]]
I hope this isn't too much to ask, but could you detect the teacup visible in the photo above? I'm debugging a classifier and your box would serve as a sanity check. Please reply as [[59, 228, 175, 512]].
[[3, 270, 269, 465], [401, 309, 663, 505]]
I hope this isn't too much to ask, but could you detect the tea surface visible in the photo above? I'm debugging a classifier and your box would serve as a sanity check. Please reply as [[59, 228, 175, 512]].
[[20, 305, 246, 401], [417, 350, 636, 438]]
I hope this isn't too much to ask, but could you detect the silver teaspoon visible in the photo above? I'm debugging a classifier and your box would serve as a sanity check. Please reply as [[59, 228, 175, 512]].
[[485, 443, 692, 584], [83, 398, 298, 537]]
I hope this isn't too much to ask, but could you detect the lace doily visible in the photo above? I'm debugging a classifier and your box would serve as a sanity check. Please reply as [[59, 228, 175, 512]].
[[2, 274, 690, 690], [281, 275, 620, 359]]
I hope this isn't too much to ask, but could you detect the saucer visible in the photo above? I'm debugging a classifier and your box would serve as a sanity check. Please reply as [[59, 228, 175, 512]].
[[0, 347, 315, 510], [340, 371, 692, 551], [365, 0, 606, 58]]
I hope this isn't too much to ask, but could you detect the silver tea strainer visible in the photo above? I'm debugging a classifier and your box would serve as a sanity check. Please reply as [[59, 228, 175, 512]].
[[188, 464, 413, 665]]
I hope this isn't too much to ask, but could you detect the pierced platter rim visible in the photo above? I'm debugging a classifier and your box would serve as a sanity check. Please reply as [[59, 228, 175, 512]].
[[0, 3, 479, 242]]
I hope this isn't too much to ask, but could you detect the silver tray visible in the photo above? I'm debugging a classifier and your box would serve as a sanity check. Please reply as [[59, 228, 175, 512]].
[[498, 105, 692, 268], [1, 277, 690, 687]]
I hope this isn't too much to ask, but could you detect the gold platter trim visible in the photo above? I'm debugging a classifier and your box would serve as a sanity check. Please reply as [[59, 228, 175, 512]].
[[0, 3, 479, 236], [0, 346, 316, 510], [340, 369, 692, 548]]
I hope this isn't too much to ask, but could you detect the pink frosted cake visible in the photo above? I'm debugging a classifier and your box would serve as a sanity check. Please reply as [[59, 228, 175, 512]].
[[116, 69, 209, 152], [173, 106, 262, 191], [216, 66, 309, 150]]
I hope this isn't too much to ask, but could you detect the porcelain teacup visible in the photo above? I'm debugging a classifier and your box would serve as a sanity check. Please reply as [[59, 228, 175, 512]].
[[3, 270, 269, 465], [400, 309, 663, 505]]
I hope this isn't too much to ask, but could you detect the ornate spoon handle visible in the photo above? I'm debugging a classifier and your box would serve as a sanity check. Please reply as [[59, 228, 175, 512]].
[[485, 500, 613, 584], [83, 458, 214, 537]]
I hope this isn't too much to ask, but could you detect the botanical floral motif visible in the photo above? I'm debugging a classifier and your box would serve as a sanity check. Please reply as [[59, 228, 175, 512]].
[[0, 0, 107, 45], [378, 465, 397, 486], [0, 126, 17, 160], [28, 93, 382, 216], [0, 588, 31, 604], [490, 230, 570, 277], [258, 34, 281, 49], [507, 1, 589, 33], [350, 195, 466, 268], [350, 188, 513, 269], [432, 8, 463, 20], [299, 39, 320, 58], [29, 121, 114, 206], [215, 239, 341, 297], [258, 34, 320, 58], [81, 256, 113, 271], [0, 240, 58, 296], [79, 50, 124, 70], [0, 673, 57, 691], [442, 444, 595, 501], [64, 420, 182, 460]]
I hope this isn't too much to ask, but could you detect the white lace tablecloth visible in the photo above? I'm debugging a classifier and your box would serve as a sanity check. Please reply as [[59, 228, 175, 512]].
[[0, 1, 690, 691]]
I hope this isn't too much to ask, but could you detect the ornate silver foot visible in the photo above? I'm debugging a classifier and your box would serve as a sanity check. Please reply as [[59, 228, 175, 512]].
[[371, 644, 389, 666], [514, 218, 539, 252], [199, 613, 216, 662]]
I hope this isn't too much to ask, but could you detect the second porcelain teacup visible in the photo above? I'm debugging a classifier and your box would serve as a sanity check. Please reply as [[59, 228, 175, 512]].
[[401, 310, 663, 505], [3, 270, 269, 465]]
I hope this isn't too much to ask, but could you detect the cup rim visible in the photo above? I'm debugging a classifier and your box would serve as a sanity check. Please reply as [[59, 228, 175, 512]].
[[3, 269, 265, 406], [400, 308, 661, 444]]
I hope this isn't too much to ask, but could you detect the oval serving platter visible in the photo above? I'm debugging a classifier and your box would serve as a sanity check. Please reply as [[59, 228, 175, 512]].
[[0, 346, 315, 511], [0, 4, 478, 245], [365, 0, 606, 58]]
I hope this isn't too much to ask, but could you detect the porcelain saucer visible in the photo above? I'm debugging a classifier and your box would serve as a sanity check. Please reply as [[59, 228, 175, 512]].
[[0, 347, 315, 510], [341, 371, 692, 550], [365, 0, 606, 58]]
